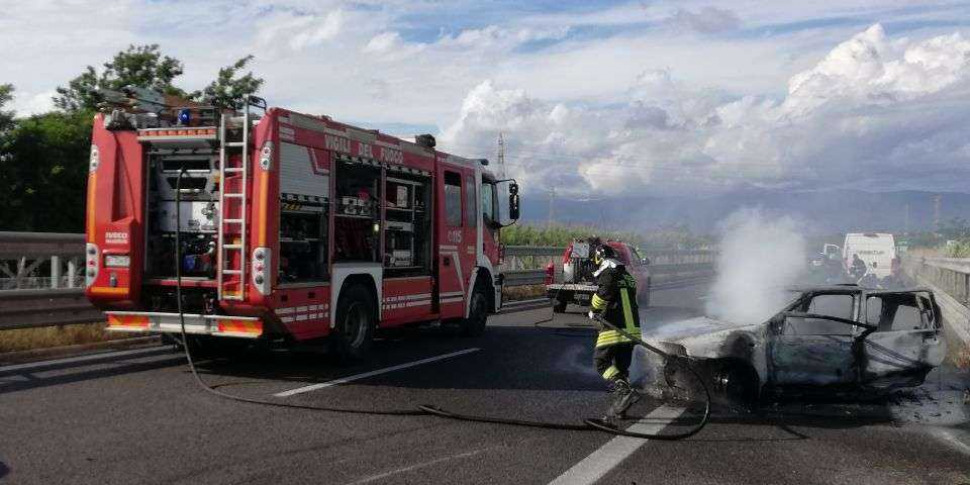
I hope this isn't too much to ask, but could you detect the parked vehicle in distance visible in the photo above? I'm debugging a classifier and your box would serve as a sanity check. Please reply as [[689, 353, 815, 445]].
[[842, 233, 898, 281], [642, 285, 945, 404], [545, 238, 650, 313]]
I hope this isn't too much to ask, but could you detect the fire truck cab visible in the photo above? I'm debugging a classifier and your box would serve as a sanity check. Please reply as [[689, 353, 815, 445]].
[[84, 92, 520, 358]]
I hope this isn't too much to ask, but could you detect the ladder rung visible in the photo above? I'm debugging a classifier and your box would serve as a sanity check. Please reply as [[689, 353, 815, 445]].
[[223, 244, 243, 249], [223, 219, 244, 224], [226, 141, 246, 147], [223, 168, 245, 173], [223, 193, 244, 198], [222, 269, 242, 275]]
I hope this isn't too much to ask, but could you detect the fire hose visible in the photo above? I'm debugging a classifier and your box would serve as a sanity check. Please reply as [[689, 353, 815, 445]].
[[174, 168, 711, 440]]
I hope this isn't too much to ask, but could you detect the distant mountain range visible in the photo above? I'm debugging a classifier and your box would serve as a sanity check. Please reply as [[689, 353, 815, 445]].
[[519, 189, 970, 235]]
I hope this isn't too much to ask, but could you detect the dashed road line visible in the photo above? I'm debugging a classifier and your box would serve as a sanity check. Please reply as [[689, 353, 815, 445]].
[[547, 405, 687, 485], [273, 347, 481, 397]]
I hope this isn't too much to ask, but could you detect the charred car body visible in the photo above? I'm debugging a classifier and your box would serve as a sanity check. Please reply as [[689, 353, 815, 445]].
[[643, 286, 946, 403], [545, 238, 650, 313]]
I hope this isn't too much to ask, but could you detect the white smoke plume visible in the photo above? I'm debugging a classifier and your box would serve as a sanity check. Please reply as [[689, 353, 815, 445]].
[[706, 209, 808, 324]]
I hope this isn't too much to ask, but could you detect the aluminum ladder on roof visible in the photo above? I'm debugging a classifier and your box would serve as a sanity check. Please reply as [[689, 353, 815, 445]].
[[217, 106, 251, 301]]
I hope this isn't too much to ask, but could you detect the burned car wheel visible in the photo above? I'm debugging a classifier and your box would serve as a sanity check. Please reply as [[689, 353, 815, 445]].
[[712, 362, 759, 407]]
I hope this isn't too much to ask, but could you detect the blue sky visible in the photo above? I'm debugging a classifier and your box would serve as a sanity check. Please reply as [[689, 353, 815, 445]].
[[3, 1, 970, 195]]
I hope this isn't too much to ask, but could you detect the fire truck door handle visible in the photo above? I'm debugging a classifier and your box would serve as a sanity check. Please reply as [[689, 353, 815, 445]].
[[443, 257, 451, 267], [308, 291, 316, 299]]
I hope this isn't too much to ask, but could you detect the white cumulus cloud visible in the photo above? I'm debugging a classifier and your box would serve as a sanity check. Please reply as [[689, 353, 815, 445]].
[[440, 24, 970, 196]]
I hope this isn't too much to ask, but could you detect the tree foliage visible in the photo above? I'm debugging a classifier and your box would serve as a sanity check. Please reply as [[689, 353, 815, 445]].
[[1, 45, 264, 232], [0, 110, 93, 232], [502, 222, 713, 250], [0, 84, 14, 133], [54, 44, 187, 112], [53, 44, 263, 112], [192, 55, 264, 110]]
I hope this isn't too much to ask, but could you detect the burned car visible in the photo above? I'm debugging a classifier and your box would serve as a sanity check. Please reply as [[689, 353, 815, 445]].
[[643, 286, 946, 403]]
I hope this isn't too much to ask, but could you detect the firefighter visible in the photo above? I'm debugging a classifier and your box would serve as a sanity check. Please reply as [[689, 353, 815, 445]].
[[587, 244, 641, 426]]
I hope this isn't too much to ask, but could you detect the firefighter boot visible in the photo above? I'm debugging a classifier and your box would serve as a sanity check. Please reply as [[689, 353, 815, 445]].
[[608, 378, 641, 419]]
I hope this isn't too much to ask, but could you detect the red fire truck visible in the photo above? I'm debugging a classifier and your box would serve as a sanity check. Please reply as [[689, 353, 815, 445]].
[[84, 90, 520, 358]]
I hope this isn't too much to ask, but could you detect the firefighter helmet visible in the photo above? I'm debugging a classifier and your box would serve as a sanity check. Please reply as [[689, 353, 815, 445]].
[[592, 244, 616, 265]]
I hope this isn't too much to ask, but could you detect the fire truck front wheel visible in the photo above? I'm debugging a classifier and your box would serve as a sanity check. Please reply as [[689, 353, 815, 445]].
[[333, 285, 375, 361], [460, 286, 488, 337]]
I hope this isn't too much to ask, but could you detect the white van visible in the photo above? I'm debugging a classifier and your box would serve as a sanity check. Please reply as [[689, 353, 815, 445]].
[[842, 233, 897, 279]]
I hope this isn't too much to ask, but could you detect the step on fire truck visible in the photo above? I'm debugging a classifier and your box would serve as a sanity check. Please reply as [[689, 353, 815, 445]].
[[84, 87, 520, 358]]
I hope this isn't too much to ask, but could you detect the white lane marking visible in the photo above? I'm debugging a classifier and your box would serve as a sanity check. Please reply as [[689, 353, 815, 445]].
[[548, 405, 686, 485], [348, 447, 489, 485], [0, 346, 168, 373], [273, 348, 480, 397], [930, 428, 970, 456]]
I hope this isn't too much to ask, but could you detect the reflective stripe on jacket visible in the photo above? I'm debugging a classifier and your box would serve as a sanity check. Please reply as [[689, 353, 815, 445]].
[[589, 261, 640, 348]]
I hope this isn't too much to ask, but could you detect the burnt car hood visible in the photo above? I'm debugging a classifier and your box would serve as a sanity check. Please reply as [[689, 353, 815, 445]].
[[644, 316, 767, 360]]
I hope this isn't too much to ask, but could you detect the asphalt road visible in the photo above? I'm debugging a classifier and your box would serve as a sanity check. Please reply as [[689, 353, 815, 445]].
[[1, 279, 969, 484]]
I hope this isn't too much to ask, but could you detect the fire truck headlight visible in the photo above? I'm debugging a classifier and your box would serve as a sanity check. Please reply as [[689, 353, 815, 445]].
[[89, 145, 100, 173], [259, 141, 274, 171], [85, 243, 99, 288], [251, 247, 271, 295]]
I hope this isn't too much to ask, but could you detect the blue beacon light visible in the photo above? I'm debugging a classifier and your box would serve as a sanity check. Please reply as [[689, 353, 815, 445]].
[[177, 108, 191, 125]]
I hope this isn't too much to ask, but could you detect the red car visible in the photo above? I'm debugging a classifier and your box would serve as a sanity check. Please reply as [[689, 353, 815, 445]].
[[545, 239, 651, 313]]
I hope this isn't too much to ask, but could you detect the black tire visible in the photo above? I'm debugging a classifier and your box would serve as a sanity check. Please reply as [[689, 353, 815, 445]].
[[552, 298, 568, 313], [333, 284, 375, 361], [714, 363, 760, 408], [460, 286, 489, 337]]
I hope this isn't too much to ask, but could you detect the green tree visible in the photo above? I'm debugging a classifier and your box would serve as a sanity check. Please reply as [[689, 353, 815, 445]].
[[0, 110, 93, 232], [192, 55, 264, 110], [0, 84, 14, 134], [54, 44, 264, 112], [53, 44, 187, 112], [10, 46, 265, 232]]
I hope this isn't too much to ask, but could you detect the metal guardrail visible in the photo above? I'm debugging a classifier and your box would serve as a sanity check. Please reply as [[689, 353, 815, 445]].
[[906, 256, 970, 305], [901, 255, 970, 359], [0, 231, 85, 291], [0, 233, 715, 329], [0, 288, 102, 330]]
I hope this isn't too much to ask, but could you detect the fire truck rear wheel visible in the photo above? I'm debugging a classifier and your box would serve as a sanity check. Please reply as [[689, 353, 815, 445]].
[[334, 285, 375, 361], [460, 287, 488, 337]]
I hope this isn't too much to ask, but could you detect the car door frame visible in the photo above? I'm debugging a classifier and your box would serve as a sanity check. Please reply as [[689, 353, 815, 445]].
[[766, 289, 877, 388], [858, 289, 945, 386]]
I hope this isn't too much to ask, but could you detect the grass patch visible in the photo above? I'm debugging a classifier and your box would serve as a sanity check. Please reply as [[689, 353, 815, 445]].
[[503, 284, 546, 301], [0, 322, 129, 354], [952, 344, 970, 369]]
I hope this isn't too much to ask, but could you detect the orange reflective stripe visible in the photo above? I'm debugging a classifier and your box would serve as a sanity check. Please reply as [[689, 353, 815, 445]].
[[107, 314, 149, 328], [217, 319, 263, 335]]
